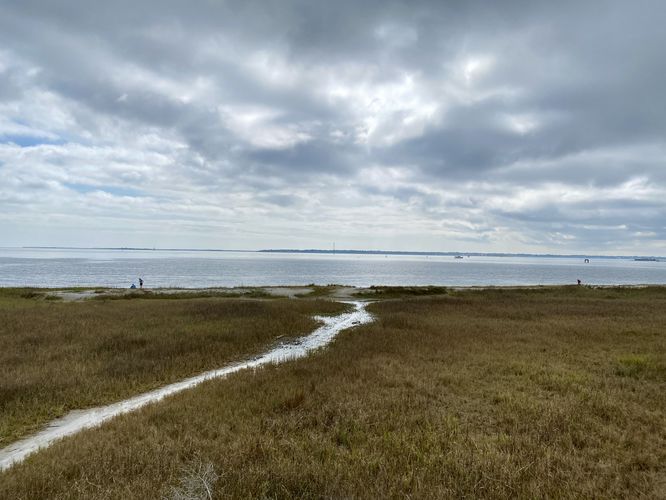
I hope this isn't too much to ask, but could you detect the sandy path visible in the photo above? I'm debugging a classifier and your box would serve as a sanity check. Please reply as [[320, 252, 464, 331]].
[[261, 286, 313, 298], [47, 290, 100, 301], [0, 301, 373, 472]]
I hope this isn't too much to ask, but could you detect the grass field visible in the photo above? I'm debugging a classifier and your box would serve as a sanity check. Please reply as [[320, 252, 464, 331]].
[[0, 289, 347, 446], [1, 287, 665, 498]]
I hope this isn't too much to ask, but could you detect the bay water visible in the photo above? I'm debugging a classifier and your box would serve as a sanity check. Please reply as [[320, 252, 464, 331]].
[[1, 248, 665, 288]]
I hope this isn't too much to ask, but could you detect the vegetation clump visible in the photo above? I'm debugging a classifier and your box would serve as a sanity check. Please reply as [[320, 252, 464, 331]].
[[356, 285, 448, 298], [94, 289, 273, 300]]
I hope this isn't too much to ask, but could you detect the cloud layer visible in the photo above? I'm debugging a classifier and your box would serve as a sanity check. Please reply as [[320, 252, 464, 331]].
[[1, 0, 665, 253]]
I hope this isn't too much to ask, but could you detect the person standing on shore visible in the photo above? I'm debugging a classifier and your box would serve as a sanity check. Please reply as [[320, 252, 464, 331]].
[[139, 278, 144, 289]]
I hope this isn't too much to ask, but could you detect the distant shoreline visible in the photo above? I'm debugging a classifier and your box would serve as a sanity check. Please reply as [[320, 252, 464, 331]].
[[16, 246, 664, 260]]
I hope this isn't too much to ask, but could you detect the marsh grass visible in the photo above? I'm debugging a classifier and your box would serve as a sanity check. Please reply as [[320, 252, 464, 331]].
[[615, 354, 663, 379], [2, 288, 665, 498], [355, 285, 449, 298], [0, 288, 98, 299], [0, 294, 346, 445], [294, 285, 337, 298], [95, 289, 274, 300], [0, 288, 48, 300]]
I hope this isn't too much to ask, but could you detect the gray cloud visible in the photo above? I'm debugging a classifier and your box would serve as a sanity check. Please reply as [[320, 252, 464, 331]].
[[0, 0, 665, 253]]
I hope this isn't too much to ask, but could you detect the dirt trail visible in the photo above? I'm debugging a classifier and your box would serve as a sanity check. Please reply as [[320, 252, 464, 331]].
[[0, 301, 373, 472]]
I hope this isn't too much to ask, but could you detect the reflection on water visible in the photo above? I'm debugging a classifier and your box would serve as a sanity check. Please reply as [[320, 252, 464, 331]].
[[0, 248, 665, 287]]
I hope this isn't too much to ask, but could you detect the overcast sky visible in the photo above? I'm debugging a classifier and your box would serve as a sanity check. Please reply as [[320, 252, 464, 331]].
[[1, 1, 665, 254]]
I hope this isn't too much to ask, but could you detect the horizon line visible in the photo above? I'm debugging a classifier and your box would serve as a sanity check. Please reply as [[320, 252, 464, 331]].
[[15, 246, 664, 260]]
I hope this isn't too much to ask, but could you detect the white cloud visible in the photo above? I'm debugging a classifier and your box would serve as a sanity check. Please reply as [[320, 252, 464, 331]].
[[0, 0, 664, 253]]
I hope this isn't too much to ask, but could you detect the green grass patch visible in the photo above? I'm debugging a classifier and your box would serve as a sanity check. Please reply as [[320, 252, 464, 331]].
[[614, 354, 664, 380]]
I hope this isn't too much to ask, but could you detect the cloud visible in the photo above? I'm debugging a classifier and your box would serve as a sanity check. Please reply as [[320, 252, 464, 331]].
[[0, 0, 665, 253]]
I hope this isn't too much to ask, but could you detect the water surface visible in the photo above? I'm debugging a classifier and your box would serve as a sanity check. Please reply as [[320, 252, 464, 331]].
[[1, 248, 665, 287]]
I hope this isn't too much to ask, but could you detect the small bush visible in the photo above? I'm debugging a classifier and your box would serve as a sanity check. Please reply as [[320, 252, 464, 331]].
[[165, 457, 218, 500]]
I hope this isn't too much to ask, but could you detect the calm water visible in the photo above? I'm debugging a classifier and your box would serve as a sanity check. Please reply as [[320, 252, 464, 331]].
[[0, 248, 665, 288]]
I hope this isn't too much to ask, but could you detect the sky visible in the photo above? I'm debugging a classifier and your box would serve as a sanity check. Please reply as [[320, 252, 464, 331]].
[[1, 1, 665, 254]]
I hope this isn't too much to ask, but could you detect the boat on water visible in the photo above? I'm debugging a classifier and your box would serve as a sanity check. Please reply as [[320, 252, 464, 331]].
[[454, 255, 463, 259], [634, 257, 659, 262]]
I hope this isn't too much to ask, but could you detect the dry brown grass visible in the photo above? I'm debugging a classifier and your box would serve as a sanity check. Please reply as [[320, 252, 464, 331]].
[[355, 284, 449, 298], [1, 287, 665, 498], [0, 291, 347, 445]]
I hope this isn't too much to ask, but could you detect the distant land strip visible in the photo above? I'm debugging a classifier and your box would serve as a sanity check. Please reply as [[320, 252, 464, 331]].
[[19, 246, 664, 260]]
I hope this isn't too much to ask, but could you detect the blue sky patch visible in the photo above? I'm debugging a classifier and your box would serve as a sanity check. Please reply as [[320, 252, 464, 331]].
[[2, 134, 67, 148]]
